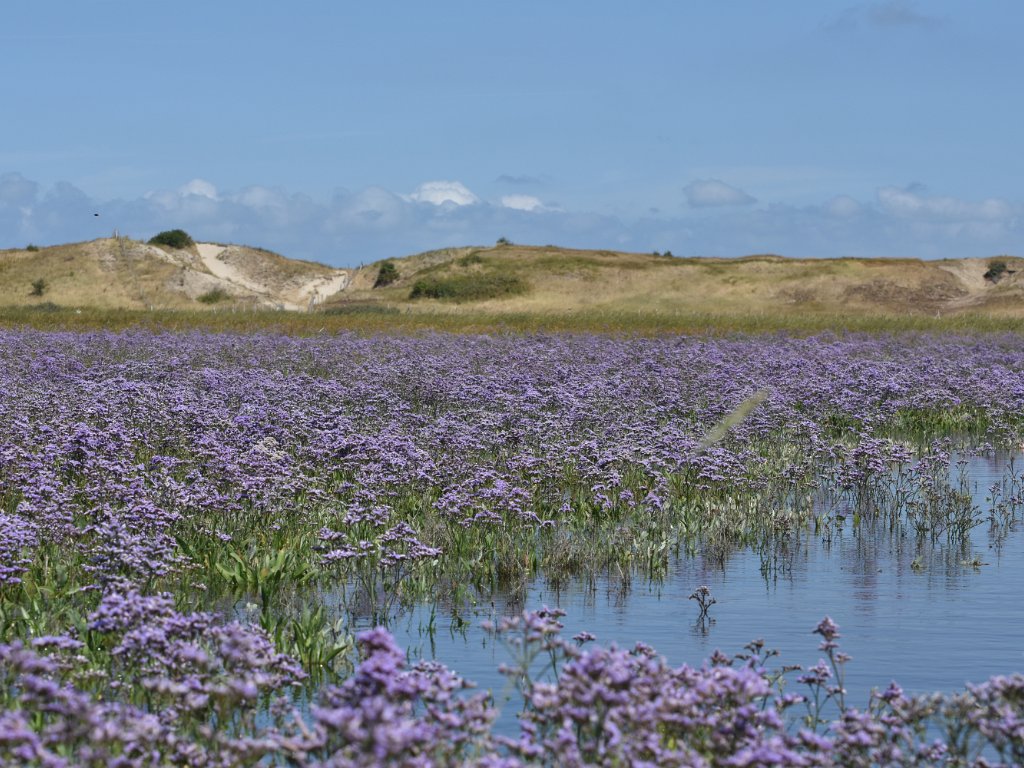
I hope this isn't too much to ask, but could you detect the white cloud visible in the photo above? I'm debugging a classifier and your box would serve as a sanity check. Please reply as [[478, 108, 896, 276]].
[[144, 178, 223, 212], [232, 185, 285, 208], [877, 186, 1017, 221], [407, 180, 479, 206], [683, 179, 757, 208], [178, 178, 219, 200], [331, 186, 406, 229], [500, 194, 544, 212], [3, 172, 1022, 265]]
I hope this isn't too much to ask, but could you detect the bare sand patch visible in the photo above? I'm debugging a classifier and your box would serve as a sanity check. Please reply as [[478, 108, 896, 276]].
[[195, 243, 349, 309]]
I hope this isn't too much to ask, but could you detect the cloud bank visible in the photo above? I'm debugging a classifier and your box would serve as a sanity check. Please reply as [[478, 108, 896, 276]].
[[1, 171, 1021, 265], [406, 180, 479, 207]]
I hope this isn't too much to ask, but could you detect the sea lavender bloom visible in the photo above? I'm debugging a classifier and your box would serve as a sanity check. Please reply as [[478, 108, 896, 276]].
[[302, 627, 498, 766], [0, 513, 36, 586]]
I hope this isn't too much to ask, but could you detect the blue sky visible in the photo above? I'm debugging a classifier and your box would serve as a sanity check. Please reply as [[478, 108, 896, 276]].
[[2, 1, 1021, 265]]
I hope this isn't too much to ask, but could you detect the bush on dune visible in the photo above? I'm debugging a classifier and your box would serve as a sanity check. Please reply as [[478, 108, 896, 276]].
[[148, 229, 194, 249], [409, 272, 528, 302]]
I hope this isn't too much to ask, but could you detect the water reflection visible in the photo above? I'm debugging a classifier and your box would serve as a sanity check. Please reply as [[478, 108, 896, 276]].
[[386, 450, 1024, 719]]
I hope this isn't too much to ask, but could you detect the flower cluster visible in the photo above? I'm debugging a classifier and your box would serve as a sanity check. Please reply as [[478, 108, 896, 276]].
[[1, 329, 1023, 762], [3, 614, 1023, 766]]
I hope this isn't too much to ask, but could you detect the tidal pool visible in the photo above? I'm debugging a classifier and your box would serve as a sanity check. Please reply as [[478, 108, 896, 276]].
[[385, 451, 1024, 718]]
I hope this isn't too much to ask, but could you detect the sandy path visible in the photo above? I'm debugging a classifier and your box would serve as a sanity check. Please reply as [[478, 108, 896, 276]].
[[196, 243, 267, 294], [196, 243, 349, 309], [293, 272, 350, 307]]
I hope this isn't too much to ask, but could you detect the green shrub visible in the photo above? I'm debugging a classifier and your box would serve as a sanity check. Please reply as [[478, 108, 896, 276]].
[[496, 237, 512, 246], [984, 260, 1008, 282], [149, 229, 194, 249], [197, 287, 230, 304], [409, 273, 528, 302], [25, 244, 40, 252], [373, 260, 399, 288], [29, 278, 48, 297]]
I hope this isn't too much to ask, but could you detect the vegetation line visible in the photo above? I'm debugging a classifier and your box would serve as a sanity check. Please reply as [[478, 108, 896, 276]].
[[2, 305, 1024, 336]]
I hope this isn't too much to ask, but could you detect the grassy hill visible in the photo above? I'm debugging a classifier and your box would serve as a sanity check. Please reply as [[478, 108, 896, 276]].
[[332, 243, 1024, 320], [4, 238, 1024, 334], [0, 238, 348, 311]]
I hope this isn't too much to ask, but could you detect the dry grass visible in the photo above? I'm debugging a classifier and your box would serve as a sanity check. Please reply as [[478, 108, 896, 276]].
[[0, 239, 343, 311], [0, 241, 188, 310]]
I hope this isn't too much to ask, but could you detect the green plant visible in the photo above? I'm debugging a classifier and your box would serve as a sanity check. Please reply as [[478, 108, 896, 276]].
[[29, 278, 48, 297], [197, 287, 230, 304], [269, 605, 353, 683], [409, 273, 528, 302], [25, 244, 40, 252], [148, 229, 194, 249], [496, 237, 512, 246], [215, 545, 316, 610], [984, 259, 1008, 282], [373, 260, 399, 288]]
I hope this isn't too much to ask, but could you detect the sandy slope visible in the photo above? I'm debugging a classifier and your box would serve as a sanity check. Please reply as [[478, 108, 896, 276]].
[[197, 243, 260, 292], [196, 243, 349, 310]]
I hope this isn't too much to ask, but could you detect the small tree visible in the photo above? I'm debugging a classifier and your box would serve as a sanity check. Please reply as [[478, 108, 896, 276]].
[[148, 229, 194, 249], [374, 260, 399, 288], [30, 278, 47, 297], [496, 237, 512, 246]]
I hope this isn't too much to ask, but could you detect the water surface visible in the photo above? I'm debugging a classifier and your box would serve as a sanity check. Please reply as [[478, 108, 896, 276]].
[[385, 451, 1024, 716]]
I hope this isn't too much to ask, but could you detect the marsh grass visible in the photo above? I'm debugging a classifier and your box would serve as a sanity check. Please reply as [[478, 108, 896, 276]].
[[2, 304, 1024, 336], [1, 427, 1005, 690]]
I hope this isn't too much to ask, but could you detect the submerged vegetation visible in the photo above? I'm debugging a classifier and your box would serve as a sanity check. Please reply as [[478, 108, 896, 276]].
[[1, 328, 1024, 764]]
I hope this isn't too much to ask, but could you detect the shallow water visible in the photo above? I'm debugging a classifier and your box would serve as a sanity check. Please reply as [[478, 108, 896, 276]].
[[384, 451, 1024, 718]]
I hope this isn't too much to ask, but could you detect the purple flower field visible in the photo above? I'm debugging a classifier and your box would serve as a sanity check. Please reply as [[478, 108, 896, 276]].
[[1, 328, 1023, 766]]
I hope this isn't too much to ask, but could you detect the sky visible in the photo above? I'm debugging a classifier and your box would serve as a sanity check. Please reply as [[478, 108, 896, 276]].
[[1, 0, 1021, 266]]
